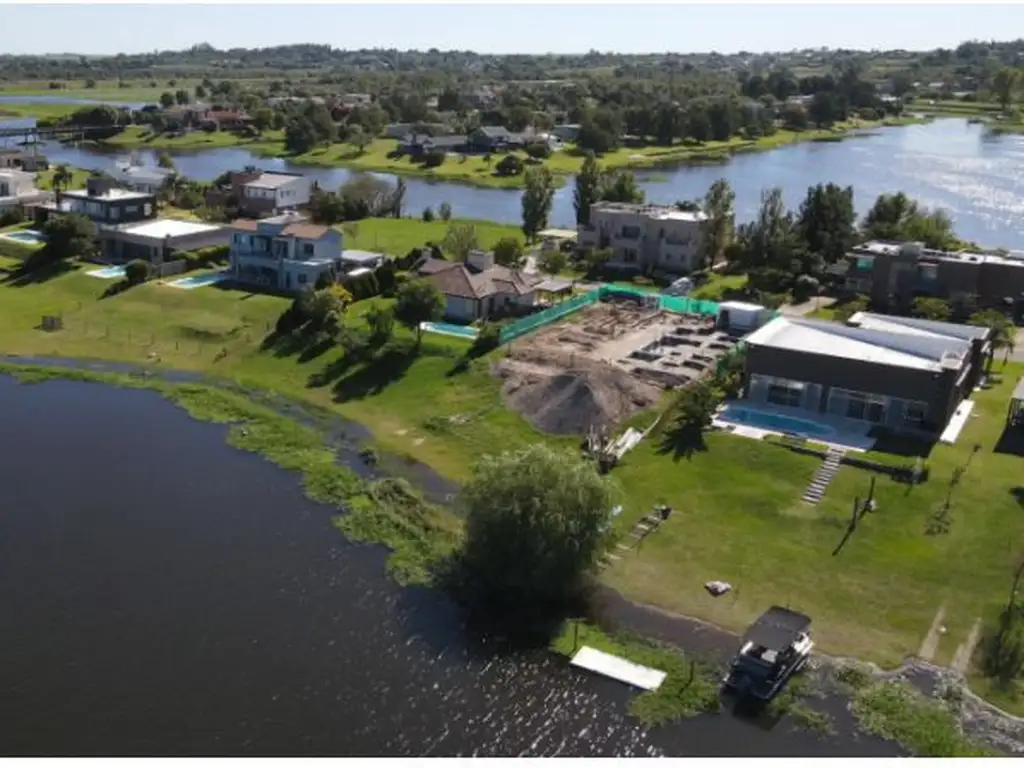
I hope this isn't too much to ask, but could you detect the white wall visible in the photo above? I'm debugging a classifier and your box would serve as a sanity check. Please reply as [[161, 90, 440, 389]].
[[274, 177, 313, 208]]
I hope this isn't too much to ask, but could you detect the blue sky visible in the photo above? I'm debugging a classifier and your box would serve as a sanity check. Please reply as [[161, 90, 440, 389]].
[[3, 3, 1021, 56]]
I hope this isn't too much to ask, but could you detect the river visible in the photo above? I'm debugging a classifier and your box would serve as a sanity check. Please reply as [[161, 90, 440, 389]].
[[0, 374, 899, 756], [4, 117, 1021, 251]]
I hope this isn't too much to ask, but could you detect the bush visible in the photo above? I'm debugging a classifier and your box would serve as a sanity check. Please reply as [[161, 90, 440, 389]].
[[438, 201, 452, 221], [495, 154, 524, 176], [181, 244, 229, 271], [422, 150, 446, 168], [525, 142, 552, 159], [422, 206, 435, 222], [124, 259, 151, 285], [470, 322, 502, 356], [341, 269, 381, 301], [0, 209, 25, 228]]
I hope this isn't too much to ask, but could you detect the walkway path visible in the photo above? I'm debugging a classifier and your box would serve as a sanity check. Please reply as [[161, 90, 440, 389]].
[[781, 296, 837, 317]]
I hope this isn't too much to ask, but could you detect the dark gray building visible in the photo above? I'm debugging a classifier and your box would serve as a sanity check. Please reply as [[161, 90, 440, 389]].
[[741, 313, 991, 435]]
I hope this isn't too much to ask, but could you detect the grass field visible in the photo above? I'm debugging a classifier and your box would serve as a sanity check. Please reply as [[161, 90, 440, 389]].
[[337, 216, 523, 255], [0, 80, 205, 103], [1, 233, 1022, 709], [91, 115, 929, 189]]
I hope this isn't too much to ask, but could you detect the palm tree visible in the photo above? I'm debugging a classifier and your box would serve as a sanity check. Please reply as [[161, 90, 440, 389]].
[[51, 164, 73, 207]]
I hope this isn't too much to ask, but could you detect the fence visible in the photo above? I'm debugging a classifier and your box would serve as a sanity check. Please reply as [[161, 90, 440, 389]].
[[154, 259, 187, 278], [499, 288, 601, 344]]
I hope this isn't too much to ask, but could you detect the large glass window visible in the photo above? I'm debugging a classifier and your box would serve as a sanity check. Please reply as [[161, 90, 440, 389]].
[[767, 379, 804, 408], [904, 401, 927, 428], [829, 388, 888, 424]]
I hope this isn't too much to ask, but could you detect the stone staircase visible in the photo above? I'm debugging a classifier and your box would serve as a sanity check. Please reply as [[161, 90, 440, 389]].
[[802, 448, 845, 504]]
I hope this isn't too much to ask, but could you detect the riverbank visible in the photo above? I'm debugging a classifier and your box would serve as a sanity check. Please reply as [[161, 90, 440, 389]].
[[1, 356, 1019, 756], [87, 116, 929, 190]]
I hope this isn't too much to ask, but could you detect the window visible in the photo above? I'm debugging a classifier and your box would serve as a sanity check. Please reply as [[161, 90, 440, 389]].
[[303, 243, 315, 256], [830, 388, 887, 424], [297, 274, 307, 284], [767, 380, 804, 408], [620, 225, 641, 240], [904, 401, 927, 428]]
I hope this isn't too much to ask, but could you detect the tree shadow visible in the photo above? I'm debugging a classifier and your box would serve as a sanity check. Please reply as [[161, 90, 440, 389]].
[[1011, 486, 1024, 510], [2, 258, 75, 287], [331, 345, 418, 401], [656, 419, 709, 461], [296, 335, 335, 363]]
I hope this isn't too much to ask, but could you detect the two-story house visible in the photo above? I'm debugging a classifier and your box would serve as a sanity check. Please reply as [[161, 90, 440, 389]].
[[109, 162, 175, 195], [33, 176, 157, 227], [234, 171, 313, 219], [0, 169, 48, 212], [228, 212, 344, 293], [577, 202, 708, 275]]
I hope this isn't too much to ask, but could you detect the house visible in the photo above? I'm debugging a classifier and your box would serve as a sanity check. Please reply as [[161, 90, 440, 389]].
[[340, 249, 386, 272], [161, 102, 212, 128], [740, 313, 992, 435], [466, 126, 530, 153], [577, 202, 708, 274], [228, 171, 313, 219], [340, 93, 373, 109], [0, 169, 48, 211], [201, 108, 251, 131], [0, 148, 48, 172], [398, 133, 466, 157], [109, 162, 175, 195], [836, 239, 1024, 311], [384, 122, 451, 140], [31, 176, 157, 227], [552, 123, 581, 143], [97, 218, 230, 265], [417, 249, 541, 322], [228, 211, 344, 293]]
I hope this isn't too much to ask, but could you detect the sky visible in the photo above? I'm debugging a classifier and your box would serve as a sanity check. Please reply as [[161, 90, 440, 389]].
[[1, 3, 1022, 57]]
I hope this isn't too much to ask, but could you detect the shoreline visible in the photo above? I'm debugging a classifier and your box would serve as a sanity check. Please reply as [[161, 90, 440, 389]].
[[52, 115, 933, 191], [0, 354, 1021, 755]]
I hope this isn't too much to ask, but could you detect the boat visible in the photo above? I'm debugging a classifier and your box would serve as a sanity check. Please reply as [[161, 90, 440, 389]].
[[722, 606, 813, 701]]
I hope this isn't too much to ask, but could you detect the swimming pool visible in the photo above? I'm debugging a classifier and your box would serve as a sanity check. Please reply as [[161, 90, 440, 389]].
[[420, 321, 480, 339], [0, 229, 45, 245], [168, 272, 229, 290], [86, 265, 127, 279], [718, 405, 836, 439]]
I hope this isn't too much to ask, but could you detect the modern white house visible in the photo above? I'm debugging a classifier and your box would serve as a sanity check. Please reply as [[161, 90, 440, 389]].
[[236, 172, 313, 218], [109, 162, 176, 195], [418, 249, 541, 322], [228, 211, 344, 292], [578, 201, 708, 274], [98, 218, 231, 264], [0, 169, 47, 211]]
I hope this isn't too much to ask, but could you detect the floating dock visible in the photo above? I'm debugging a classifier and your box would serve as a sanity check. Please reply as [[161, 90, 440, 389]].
[[570, 645, 667, 691]]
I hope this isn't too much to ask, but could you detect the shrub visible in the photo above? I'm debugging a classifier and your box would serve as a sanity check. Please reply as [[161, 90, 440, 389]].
[[525, 142, 552, 159], [470, 322, 502, 356], [341, 269, 381, 301], [0, 209, 25, 228], [422, 206, 435, 222], [438, 201, 452, 221], [495, 154, 524, 176], [422, 150, 446, 168], [124, 259, 151, 285]]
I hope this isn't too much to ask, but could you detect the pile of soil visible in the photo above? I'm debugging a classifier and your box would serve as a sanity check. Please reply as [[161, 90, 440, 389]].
[[495, 359, 660, 436]]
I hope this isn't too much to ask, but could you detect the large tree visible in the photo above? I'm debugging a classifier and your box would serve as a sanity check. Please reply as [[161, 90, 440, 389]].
[[521, 166, 555, 242], [796, 183, 857, 267], [455, 444, 614, 625], [441, 222, 479, 261], [492, 236, 525, 268], [600, 170, 644, 205], [700, 178, 736, 271], [393, 279, 445, 346], [993, 67, 1020, 112], [37, 214, 97, 265], [573, 151, 602, 226], [861, 192, 960, 251]]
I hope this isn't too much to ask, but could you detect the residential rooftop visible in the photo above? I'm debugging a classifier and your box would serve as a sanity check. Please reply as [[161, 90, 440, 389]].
[[123, 219, 223, 240], [62, 187, 153, 201], [743, 315, 977, 374], [851, 239, 1024, 268], [243, 172, 305, 190], [591, 201, 708, 221]]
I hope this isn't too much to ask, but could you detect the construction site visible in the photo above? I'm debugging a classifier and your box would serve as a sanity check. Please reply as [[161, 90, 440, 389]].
[[495, 293, 743, 437]]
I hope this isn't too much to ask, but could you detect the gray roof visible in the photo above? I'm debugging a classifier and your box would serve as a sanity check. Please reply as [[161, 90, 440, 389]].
[[341, 249, 385, 264], [743, 606, 812, 651], [848, 312, 991, 342]]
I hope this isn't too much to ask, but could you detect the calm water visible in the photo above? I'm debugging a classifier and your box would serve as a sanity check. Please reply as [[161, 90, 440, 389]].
[[0, 376, 898, 756], [0, 94, 148, 109], [7, 117, 1022, 250]]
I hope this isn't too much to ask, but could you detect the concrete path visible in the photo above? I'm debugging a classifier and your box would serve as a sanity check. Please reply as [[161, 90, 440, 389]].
[[952, 618, 984, 675], [918, 604, 947, 662], [780, 296, 837, 317], [1012, 329, 1024, 362]]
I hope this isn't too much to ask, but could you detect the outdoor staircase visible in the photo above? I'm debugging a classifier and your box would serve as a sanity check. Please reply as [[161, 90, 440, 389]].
[[801, 448, 845, 505]]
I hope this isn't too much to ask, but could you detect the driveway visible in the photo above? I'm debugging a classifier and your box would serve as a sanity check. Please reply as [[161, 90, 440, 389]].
[[780, 296, 837, 317]]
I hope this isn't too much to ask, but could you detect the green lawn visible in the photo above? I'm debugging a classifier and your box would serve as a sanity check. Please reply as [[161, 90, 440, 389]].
[[0, 80, 205, 103], [0, 102, 85, 120], [338, 217, 523, 256], [691, 272, 749, 301], [2, 243, 1023, 702]]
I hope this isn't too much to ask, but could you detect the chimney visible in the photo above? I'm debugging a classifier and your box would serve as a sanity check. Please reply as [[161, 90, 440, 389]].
[[465, 249, 494, 272]]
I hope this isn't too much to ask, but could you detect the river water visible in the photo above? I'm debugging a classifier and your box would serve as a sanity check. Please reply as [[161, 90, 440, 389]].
[[0, 376, 899, 756], [5, 117, 1022, 250]]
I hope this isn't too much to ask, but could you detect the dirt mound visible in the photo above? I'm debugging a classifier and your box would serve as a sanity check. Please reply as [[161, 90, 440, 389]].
[[495, 359, 660, 435]]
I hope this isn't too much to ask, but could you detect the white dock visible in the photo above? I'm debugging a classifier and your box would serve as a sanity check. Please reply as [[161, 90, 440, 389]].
[[570, 645, 667, 691]]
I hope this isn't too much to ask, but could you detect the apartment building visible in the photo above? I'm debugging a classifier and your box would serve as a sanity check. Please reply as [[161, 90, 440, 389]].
[[838, 240, 1024, 311], [577, 202, 707, 274]]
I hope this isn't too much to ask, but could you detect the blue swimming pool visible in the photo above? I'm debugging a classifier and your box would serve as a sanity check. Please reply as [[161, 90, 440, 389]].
[[719, 406, 835, 439], [86, 265, 127, 279], [168, 272, 229, 289], [0, 229, 45, 245]]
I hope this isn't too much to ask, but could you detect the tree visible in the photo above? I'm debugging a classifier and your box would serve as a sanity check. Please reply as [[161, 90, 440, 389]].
[[284, 116, 319, 154], [305, 285, 352, 335], [911, 296, 952, 321], [573, 151, 602, 226], [394, 280, 445, 346], [124, 259, 151, 285], [251, 108, 274, 133], [780, 102, 809, 131], [365, 304, 395, 346], [174, 89, 190, 105], [969, 309, 1016, 367], [159, 91, 175, 109], [442, 222, 479, 261], [37, 214, 97, 265], [981, 559, 1024, 685], [733, 187, 805, 278], [701, 178, 735, 270], [155, 150, 174, 169], [493, 236, 525, 268], [809, 91, 839, 127], [835, 294, 869, 323], [309, 189, 346, 225], [495, 154, 524, 177], [539, 248, 568, 275], [194, 84, 207, 99], [347, 124, 366, 152], [861, 192, 960, 251], [454, 444, 614, 625], [421, 206, 435, 222], [521, 166, 555, 242], [599, 170, 644, 204], [993, 67, 1020, 111], [438, 201, 453, 221], [667, 381, 717, 454], [796, 183, 857, 267], [51, 164, 74, 206]]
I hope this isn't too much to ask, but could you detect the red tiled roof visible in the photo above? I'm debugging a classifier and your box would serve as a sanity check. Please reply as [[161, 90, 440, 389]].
[[425, 263, 540, 300], [281, 222, 331, 239], [230, 219, 260, 232]]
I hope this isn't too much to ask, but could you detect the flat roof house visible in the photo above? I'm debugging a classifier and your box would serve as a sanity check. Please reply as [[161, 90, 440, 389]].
[[228, 211, 344, 293], [234, 171, 313, 219], [578, 201, 708, 276], [98, 218, 230, 265], [0, 169, 49, 211], [109, 162, 175, 195], [740, 312, 992, 436], [837, 239, 1024, 312], [417, 249, 541, 323], [31, 176, 157, 227]]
